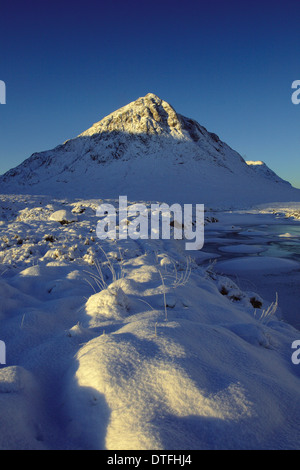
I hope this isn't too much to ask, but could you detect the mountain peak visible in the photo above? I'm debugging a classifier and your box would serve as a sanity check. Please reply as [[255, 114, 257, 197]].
[[143, 92, 162, 101], [79, 92, 184, 138]]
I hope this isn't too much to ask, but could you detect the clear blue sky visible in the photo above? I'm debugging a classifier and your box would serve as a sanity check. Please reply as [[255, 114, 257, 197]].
[[0, 0, 299, 187]]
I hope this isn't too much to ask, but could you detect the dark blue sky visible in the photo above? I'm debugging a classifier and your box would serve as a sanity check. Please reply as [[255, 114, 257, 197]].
[[0, 0, 299, 187]]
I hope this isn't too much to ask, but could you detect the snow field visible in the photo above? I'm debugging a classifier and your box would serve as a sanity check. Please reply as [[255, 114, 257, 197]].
[[0, 195, 299, 449]]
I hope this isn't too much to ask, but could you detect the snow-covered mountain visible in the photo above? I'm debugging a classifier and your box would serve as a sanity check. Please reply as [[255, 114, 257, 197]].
[[1, 93, 299, 208], [245, 160, 290, 184]]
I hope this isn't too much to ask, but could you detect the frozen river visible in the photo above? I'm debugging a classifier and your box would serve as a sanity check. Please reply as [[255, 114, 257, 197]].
[[200, 215, 300, 330]]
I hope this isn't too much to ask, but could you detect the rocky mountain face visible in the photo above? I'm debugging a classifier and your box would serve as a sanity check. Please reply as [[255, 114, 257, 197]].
[[0, 93, 299, 208]]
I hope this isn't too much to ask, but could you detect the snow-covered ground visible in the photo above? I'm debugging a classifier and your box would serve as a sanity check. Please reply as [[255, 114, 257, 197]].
[[0, 194, 300, 450], [252, 202, 300, 220]]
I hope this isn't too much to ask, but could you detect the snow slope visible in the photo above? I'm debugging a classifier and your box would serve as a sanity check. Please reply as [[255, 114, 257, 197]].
[[0, 195, 300, 450], [246, 160, 290, 184], [0, 93, 299, 208]]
